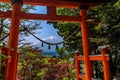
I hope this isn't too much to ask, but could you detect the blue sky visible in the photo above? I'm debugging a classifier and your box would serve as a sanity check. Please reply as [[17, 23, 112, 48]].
[[25, 6, 63, 54]]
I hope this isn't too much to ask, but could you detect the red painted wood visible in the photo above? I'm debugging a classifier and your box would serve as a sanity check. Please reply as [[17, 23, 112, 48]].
[[101, 49, 111, 80], [75, 51, 80, 80], [6, 3, 22, 80], [80, 8, 93, 80], [0, 0, 99, 8]]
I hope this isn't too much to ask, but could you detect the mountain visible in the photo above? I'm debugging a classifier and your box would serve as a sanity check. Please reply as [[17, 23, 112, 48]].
[[35, 37, 63, 56]]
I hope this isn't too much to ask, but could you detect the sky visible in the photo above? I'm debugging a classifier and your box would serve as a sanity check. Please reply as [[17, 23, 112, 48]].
[[25, 6, 63, 55]]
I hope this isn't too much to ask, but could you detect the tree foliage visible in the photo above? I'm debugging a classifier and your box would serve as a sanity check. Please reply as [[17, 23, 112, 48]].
[[0, 2, 42, 79], [51, 0, 120, 79], [0, 3, 42, 46], [89, 2, 120, 78], [18, 46, 74, 80]]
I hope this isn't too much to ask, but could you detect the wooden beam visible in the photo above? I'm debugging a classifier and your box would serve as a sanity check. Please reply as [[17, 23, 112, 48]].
[[75, 51, 80, 80], [0, 11, 82, 22], [77, 56, 84, 60], [0, 0, 99, 8], [75, 55, 109, 61], [0, 11, 97, 22], [0, 11, 99, 22], [6, 3, 21, 80], [89, 55, 109, 61], [21, 12, 82, 22], [79, 74, 85, 80], [0, 11, 12, 18]]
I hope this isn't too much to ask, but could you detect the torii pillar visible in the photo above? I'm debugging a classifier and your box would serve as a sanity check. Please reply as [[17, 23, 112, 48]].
[[80, 5, 93, 80], [5, 0, 22, 80]]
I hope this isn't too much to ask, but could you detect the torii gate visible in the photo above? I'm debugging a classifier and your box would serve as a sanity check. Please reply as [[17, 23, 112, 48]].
[[0, 0, 111, 80]]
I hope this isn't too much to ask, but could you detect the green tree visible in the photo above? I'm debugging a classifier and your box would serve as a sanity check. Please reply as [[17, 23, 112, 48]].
[[51, 0, 120, 79], [0, 3, 42, 46], [0, 2, 42, 79], [18, 45, 48, 80], [89, 1, 120, 78]]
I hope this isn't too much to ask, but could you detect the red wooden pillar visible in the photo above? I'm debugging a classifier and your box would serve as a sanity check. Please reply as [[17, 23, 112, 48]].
[[80, 6, 93, 80], [75, 51, 80, 80], [101, 48, 111, 80], [5, 0, 22, 80]]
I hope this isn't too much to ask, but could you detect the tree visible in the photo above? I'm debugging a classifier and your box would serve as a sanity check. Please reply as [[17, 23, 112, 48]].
[[18, 45, 47, 80], [0, 3, 42, 46], [0, 2, 42, 79], [51, 0, 120, 79], [89, 1, 120, 78]]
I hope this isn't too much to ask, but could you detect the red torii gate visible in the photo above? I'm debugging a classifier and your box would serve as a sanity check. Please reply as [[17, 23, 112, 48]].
[[0, 0, 111, 80]]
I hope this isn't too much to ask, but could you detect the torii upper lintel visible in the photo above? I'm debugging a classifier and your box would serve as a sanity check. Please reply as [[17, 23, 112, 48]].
[[0, 0, 107, 8], [67, 0, 111, 3]]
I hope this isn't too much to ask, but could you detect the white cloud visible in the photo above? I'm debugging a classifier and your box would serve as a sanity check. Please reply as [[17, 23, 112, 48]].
[[43, 36, 57, 41]]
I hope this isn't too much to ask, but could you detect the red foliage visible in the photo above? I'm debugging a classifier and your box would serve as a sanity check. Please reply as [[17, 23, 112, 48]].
[[43, 62, 74, 79], [48, 58, 60, 64]]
